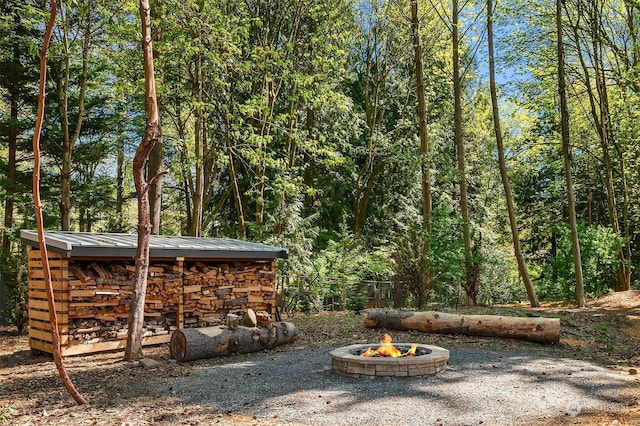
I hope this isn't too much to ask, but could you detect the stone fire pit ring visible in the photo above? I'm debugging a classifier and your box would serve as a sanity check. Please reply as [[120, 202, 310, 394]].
[[330, 343, 449, 378]]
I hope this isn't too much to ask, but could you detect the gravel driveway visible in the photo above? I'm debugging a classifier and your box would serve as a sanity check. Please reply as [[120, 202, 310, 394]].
[[156, 347, 637, 425]]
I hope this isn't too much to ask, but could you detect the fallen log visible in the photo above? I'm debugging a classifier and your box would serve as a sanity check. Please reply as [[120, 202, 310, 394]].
[[170, 321, 299, 362], [364, 309, 560, 343]]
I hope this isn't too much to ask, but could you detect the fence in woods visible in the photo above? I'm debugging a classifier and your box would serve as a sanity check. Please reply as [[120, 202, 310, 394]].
[[275, 275, 397, 311]]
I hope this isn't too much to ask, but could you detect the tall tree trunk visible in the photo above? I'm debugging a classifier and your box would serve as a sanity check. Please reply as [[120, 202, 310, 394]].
[[125, 0, 162, 361], [354, 160, 385, 236], [570, 0, 630, 292], [116, 140, 126, 231], [614, 145, 632, 291], [452, 0, 475, 305], [274, 84, 299, 236], [3, 30, 19, 254], [487, 0, 539, 307], [148, 137, 163, 234], [58, 1, 91, 231], [224, 114, 246, 238], [556, 0, 585, 307], [617, 5, 636, 290], [303, 107, 316, 215], [353, 5, 390, 237], [255, 77, 276, 225], [190, 50, 204, 237], [147, 0, 164, 236], [592, 15, 629, 291], [249, 2, 303, 226], [33, 0, 87, 404], [411, 0, 432, 234]]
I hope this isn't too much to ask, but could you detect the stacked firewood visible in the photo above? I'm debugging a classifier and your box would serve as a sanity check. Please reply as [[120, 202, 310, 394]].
[[67, 261, 179, 342], [68, 318, 174, 344], [182, 261, 275, 327], [63, 259, 276, 343]]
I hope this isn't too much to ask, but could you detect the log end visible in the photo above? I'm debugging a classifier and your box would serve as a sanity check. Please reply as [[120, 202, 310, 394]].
[[241, 308, 257, 327], [169, 329, 187, 362], [363, 318, 377, 328]]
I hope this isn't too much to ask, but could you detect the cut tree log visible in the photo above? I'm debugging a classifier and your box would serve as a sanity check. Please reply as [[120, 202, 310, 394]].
[[170, 321, 299, 362], [364, 309, 560, 343], [241, 308, 257, 327]]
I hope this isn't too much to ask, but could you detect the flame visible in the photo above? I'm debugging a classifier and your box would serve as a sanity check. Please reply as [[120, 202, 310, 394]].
[[407, 344, 417, 356], [361, 334, 418, 358]]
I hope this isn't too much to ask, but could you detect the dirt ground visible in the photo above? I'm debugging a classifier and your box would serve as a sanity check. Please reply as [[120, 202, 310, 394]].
[[1, 291, 640, 425]]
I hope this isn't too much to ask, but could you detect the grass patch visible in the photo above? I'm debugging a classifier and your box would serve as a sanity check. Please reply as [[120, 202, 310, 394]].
[[592, 322, 613, 333]]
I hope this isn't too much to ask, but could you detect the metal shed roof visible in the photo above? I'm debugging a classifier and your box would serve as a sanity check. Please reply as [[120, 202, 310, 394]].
[[20, 230, 289, 260]]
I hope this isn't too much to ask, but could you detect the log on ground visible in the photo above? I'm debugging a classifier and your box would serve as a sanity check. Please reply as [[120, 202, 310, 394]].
[[364, 309, 560, 343], [170, 321, 299, 362]]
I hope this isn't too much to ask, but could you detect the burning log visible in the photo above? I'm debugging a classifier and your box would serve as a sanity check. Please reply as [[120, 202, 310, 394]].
[[169, 321, 299, 362], [364, 309, 560, 344]]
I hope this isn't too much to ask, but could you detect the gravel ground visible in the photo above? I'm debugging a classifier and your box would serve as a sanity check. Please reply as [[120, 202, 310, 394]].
[[156, 347, 637, 425]]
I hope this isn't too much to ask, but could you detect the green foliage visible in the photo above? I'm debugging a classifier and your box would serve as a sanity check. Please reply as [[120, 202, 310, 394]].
[[390, 226, 432, 309], [310, 236, 392, 309], [262, 197, 319, 279], [540, 223, 624, 300], [4, 0, 640, 316], [389, 206, 467, 308], [346, 285, 367, 314], [476, 235, 527, 306], [315, 237, 391, 282], [0, 245, 27, 330]]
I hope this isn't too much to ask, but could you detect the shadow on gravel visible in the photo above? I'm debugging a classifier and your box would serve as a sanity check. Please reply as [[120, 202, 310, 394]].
[[154, 347, 637, 425]]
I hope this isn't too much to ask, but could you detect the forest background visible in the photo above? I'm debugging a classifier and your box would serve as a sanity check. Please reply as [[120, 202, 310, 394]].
[[1, 0, 639, 325]]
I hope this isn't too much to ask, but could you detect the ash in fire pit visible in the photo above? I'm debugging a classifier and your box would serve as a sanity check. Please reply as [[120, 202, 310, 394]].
[[330, 334, 449, 378]]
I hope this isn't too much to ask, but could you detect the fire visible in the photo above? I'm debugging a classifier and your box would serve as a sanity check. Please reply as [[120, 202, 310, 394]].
[[361, 334, 418, 358]]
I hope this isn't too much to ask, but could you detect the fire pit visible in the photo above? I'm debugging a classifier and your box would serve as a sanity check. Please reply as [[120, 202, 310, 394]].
[[330, 334, 449, 378]]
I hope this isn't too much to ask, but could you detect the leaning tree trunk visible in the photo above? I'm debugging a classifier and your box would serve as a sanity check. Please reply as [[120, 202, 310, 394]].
[[125, 0, 162, 361], [487, 0, 539, 307], [170, 322, 299, 362], [365, 309, 560, 343], [556, 0, 585, 307], [32, 0, 87, 405]]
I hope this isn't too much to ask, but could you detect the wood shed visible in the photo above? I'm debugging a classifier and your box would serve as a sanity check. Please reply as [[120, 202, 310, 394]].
[[20, 230, 288, 356]]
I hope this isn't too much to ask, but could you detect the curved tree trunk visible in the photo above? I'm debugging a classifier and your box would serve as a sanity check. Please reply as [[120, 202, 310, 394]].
[[125, 0, 162, 361], [32, 0, 87, 404], [487, 0, 539, 307]]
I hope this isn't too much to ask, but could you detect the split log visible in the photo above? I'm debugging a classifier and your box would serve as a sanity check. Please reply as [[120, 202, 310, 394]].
[[364, 309, 560, 343], [241, 308, 257, 327], [170, 322, 299, 362]]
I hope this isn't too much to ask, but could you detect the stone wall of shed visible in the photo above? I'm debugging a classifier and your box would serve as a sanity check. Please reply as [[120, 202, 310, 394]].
[[27, 249, 276, 356]]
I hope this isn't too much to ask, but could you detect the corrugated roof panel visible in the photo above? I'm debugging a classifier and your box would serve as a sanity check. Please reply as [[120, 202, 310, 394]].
[[20, 230, 288, 260]]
